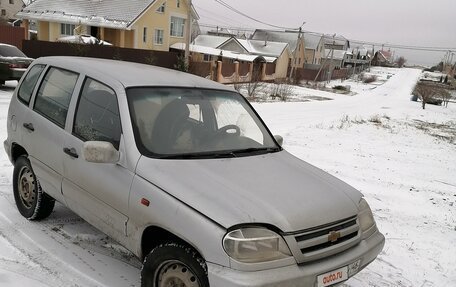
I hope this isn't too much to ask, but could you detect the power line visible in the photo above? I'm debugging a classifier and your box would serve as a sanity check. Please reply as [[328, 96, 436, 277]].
[[213, 0, 300, 30]]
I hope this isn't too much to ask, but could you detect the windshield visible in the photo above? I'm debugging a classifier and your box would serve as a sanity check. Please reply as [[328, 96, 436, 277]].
[[127, 88, 279, 158]]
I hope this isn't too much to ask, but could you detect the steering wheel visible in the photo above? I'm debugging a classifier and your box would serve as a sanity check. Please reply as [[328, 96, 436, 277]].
[[216, 125, 240, 136]]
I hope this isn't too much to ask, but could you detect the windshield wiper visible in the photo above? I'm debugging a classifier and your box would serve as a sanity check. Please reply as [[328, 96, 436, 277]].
[[229, 147, 281, 156], [158, 151, 236, 159]]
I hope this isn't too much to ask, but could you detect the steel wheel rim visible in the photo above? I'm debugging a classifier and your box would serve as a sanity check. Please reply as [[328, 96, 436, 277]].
[[17, 166, 36, 209], [154, 260, 200, 287]]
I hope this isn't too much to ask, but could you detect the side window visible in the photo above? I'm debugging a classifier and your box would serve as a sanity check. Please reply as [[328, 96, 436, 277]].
[[73, 78, 121, 149], [34, 67, 78, 128], [17, 64, 45, 105]]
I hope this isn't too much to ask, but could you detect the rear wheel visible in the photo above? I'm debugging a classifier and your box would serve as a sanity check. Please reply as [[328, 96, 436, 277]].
[[13, 156, 55, 220], [141, 242, 209, 287]]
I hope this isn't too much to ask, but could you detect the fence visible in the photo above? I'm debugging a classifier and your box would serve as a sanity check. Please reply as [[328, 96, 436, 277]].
[[22, 40, 178, 69], [296, 67, 350, 82], [0, 26, 26, 49]]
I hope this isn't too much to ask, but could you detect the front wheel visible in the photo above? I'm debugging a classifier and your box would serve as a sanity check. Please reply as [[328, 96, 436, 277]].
[[13, 156, 55, 220], [141, 243, 209, 287]]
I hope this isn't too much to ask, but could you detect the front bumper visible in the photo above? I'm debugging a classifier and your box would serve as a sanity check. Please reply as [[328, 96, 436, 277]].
[[208, 230, 385, 287]]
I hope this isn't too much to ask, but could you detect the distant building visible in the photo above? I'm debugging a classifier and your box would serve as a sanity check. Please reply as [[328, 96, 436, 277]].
[[0, 0, 24, 23], [251, 29, 306, 69], [372, 50, 394, 67]]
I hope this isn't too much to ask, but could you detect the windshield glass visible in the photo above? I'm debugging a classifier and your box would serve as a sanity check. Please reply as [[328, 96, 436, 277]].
[[127, 88, 278, 158]]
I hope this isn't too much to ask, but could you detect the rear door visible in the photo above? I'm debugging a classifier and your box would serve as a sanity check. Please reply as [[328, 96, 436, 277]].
[[22, 66, 79, 203], [62, 77, 133, 240]]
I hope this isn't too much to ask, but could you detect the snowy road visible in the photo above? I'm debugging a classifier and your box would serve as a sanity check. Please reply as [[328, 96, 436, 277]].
[[1, 67, 455, 286]]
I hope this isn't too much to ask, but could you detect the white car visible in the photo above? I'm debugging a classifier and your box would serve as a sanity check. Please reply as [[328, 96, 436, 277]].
[[4, 56, 384, 287]]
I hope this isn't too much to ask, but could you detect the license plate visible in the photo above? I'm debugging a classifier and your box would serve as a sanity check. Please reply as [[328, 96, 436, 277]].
[[317, 266, 348, 287]]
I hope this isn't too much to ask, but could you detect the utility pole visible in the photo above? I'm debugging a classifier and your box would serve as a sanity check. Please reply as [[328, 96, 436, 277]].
[[289, 26, 303, 83], [328, 34, 335, 82], [184, 0, 193, 68], [288, 22, 305, 83]]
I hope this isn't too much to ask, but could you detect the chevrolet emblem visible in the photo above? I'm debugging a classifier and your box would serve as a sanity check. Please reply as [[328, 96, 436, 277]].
[[328, 231, 341, 242]]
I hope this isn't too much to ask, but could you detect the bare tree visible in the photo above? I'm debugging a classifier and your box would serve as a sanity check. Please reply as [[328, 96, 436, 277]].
[[440, 89, 451, 108], [412, 83, 439, 109], [395, 56, 407, 68]]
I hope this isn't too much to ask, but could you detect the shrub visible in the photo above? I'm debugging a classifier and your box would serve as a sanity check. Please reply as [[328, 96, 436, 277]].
[[363, 75, 377, 83]]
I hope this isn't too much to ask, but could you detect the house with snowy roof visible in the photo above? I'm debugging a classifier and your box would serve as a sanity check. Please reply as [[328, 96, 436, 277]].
[[251, 29, 306, 69], [323, 34, 350, 50], [16, 0, 199, 51], [302, 32, 325, 67], [171, 34, 291, 79], [372, 50, 394, 67], [344, 45, 373, 67], [321, 49, 347, 69]]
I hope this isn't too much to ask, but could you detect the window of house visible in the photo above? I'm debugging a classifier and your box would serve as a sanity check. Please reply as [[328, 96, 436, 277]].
[[60, 23, 75, 36], [156, 3, 165, 13], [177, 0, 180, 8], [73, 78, 121, 149], [9, 0, 15, 4], [1, 9, 6, 16], [34, 67, 79, 128], [143, 27, 147, 43], [203, 54, 211, 62], [154, 29, 164, 45], [18, 64, 46, 105], [170, 16, 185, 37]]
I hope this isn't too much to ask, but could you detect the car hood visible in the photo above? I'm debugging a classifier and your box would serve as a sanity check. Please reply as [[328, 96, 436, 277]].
[[136, 150, 362, 232]]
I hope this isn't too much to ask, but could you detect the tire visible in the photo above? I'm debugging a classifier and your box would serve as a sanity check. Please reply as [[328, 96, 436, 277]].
[[13, 156, 55, 220], [141, 242, 209, 287]]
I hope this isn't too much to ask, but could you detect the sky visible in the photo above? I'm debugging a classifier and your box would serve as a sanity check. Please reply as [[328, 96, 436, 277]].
[[193, 0, 456, 66]]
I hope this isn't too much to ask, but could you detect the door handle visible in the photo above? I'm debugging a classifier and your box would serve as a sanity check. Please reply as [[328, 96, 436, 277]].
[[63, 147, 79, 159], [23, 122, 34, 132]]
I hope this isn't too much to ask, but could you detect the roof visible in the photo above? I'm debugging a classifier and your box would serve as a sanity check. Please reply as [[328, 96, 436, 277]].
[[170, 43, 277, 63], [323, 50, 347, 60], [32, 56, 233, 90], [16, 0, 197, 30], [302, 33, 323, 50], [193, 34, 289, 58], [193, 35, 230, 48], [378, 50, 393, 61], [323, 35, 349, 47], [251, 29, 302, 51]]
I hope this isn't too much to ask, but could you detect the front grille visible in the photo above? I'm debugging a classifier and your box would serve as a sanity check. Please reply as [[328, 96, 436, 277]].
[[284, 216, 361, 263]]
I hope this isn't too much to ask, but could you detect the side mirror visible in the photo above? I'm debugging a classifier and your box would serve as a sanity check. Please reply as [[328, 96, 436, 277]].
[[274, 135, 283, 146], [83, 141, 120, 164]]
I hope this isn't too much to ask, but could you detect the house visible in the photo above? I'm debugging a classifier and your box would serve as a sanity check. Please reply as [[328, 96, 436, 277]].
[[0, 0, 24, 23], [302, 32, 325, 67], [344, 45, 373, 68], [16, 0, 199, 51], [372, 50, 394, 67], [183, 34, 291, 79], [250, 29, 306, 69], [321, 49, 347, 69], [323, 34, 350, 51]]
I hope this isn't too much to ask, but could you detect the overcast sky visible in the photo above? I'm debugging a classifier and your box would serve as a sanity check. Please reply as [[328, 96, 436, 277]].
[[193, 0, 456, 66]]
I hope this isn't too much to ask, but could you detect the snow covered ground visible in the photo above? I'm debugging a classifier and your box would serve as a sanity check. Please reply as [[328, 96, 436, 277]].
[[1, 67, 455, 286]]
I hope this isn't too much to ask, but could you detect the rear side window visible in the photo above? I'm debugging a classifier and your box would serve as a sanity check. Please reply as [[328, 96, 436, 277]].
[[34, 67, 78, 128], [17, 64, 45, 105], [73, 78, 121, 149]]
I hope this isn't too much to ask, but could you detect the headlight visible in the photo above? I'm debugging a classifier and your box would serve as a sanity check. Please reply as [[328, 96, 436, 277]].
[[358, 198, 375, 232], [223, 227, 292, 263]]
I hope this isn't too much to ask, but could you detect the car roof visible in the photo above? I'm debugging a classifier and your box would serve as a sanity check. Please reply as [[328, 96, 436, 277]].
[[33, 56, 233, 91]]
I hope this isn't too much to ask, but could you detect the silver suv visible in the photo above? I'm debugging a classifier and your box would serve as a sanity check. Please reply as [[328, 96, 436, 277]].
[[4, 57, 384, 287]]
